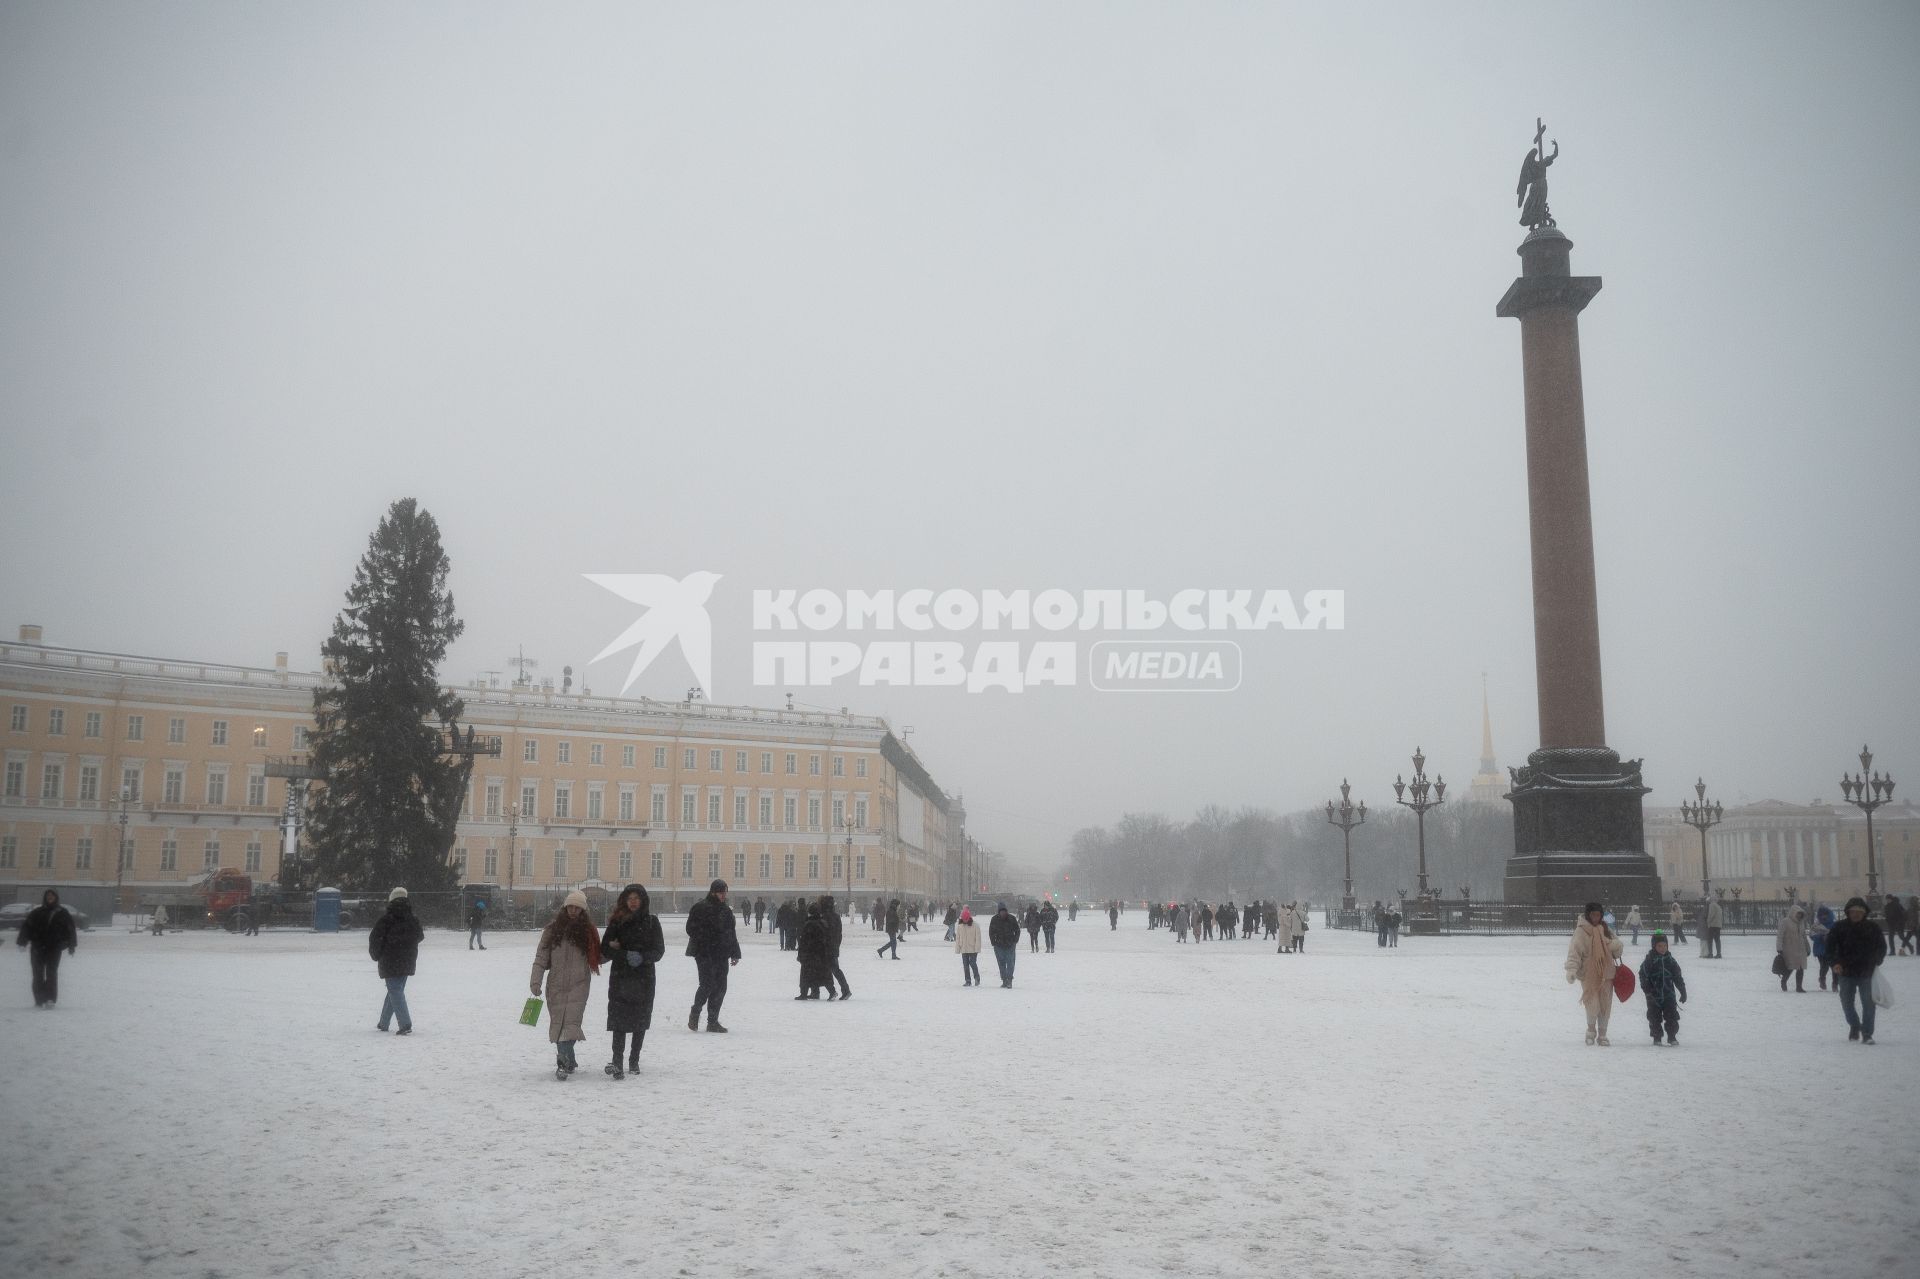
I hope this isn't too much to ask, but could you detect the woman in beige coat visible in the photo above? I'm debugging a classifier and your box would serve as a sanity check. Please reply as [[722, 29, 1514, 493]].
[[1775, 906, 1810, 992], [1564, 901, 1624, 1046], [531, 889, 602, 1080]]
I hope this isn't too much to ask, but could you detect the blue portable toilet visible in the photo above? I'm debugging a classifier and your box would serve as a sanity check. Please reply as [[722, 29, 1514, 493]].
[[314, 886, 342, 933]]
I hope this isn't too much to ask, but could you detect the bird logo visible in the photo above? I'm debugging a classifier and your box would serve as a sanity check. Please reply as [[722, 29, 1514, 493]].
[[585, 572, 723, 698]]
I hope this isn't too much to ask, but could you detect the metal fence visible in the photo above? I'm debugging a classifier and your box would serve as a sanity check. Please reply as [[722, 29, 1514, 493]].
[[1323, 897, 1860, 938]]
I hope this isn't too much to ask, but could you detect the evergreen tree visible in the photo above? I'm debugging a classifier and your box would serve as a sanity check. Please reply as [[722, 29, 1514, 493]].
[[302, 499, 466, 893]]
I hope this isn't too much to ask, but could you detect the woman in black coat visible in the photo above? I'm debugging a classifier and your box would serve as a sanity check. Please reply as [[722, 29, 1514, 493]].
[[796, 904, 834, 1000], [601, 883, 666, 1078]]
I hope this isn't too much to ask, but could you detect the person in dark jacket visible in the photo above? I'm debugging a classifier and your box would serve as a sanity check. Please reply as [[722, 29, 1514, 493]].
[[774, 899, 795, 951], [877, 898, 902, 959], [1827, 896, 1886, 1044], [796, 904, 834, 999], [368, 887, 424, 1034], [820, 894, 851, 999], [943, 902, 960, 941], [1023, 903, 1042, 952], [753, 897, 766, 933], [466, 898, 487, 950], [1883, 895, 1909, 957], [1039, 901, 1059, 953], [16, 888, 78, 1008], [988, 903, 1022, 988], [601, 883, 665, 1077], [1810, 904, 1836, 990], [685, 879, 741, 1032], [1638, 931, 1688, 1045]]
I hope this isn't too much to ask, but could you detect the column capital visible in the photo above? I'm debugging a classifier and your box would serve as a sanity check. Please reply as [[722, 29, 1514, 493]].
[[1497, 275, 1602, 319]]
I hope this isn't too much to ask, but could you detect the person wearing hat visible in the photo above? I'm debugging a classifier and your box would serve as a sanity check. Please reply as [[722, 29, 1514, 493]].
[[685, 879, 740, 1032], [601, 884, 664, 1078], [796, 901, 833, 1000], [1563, 901, 1624, 1045], [987, 902, 1022, 988], [1826, 896, 1886, 1044], [369, 887, 424, 1035], [16, 888, 78, 1008], [1638, 931, 1687, 1045], [953, 907, 983, 986], [532, 889, 601, 1078], [819, 894, 851, 1000], [1775, 905, 1811, 992]]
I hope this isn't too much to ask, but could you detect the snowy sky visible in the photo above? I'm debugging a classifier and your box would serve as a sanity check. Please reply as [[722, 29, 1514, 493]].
[[3, 2, 1916, 870]]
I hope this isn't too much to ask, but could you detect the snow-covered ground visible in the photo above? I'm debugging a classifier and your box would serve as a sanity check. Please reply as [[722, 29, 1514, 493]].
[[2, 913, 1914, 1278]]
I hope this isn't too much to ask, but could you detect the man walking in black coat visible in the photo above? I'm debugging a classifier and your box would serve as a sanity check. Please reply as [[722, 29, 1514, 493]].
[[1882, 895, 1909, 957], [369, 887, 424, 1034], [16, 888, 78, 1008], [686, 879, 741, 1032], [820, 894, 851, 999], [988, 903, 1022, 988], [877, 898, 902, 959], [1828, 896, 1887, 1044]]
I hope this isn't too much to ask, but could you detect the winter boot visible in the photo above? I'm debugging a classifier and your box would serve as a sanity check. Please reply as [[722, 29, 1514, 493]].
[[1585, 1026, 1597, 1046], [1666, 1031, 1677, 1045], [707, 1020, 729, 1033], [688, 1007, 700, 1032]]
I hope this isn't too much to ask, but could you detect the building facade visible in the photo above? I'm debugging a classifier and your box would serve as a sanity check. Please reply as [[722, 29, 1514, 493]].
[[1645, 797, 1920, 904], [1, 627, 959, 912]]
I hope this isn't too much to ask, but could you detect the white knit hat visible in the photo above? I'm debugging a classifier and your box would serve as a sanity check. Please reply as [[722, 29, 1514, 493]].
[[563, 889, 588, 911], [388, 887, 408, 902]]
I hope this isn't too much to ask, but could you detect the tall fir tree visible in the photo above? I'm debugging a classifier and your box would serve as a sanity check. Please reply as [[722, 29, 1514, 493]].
[[302, 499, 467, 893]]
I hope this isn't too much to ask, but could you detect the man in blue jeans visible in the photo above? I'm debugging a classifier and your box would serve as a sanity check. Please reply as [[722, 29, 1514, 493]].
[[987, 903, 1021, 988], [369, 887, 424, 1035], [1826, 896, 1886, 1044]]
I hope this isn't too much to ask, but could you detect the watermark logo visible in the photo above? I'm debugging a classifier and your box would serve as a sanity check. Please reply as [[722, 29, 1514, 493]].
[[585, 571, 723, 697]]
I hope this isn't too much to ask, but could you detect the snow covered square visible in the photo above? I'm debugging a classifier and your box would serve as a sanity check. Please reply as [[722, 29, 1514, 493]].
[[4, 915, 1915, 1279]]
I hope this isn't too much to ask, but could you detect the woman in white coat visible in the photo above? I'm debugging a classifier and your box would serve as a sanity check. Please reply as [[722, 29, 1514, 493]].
[[1564, 901, 1624, 1045], [953, 908, 984, 986], [1775, 905, 1810, 992]]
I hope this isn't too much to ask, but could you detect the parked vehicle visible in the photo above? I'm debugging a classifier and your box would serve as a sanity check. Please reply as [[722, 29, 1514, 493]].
[[0, 901, 91, 933]]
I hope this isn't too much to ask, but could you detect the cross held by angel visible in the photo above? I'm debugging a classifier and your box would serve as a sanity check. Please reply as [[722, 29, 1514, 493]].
[[1517, 117, 1558, 230]]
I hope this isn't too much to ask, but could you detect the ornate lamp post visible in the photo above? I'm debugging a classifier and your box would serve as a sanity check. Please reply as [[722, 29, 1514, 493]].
[[1679, 778, 1723, 901], [116, 785, 133, 909], [1325, 779, 1367, 912], [506, 802, 520, 898], [1839, 745, 1896, 902], [1391, 747, 1446, 901]]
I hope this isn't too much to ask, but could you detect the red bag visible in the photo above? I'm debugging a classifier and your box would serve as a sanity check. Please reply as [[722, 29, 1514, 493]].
[[1613, 964, 1636, 1003]]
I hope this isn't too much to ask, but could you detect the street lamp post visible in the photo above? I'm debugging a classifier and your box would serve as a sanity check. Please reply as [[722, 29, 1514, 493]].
[[1679, 778, 1723, 902], [116, 785, 133, 911], [1839, 745, 1896, 903], [1325, 778, 1367, 913], [506, 802, 520, 907], [1391, 747, 1446, 906]]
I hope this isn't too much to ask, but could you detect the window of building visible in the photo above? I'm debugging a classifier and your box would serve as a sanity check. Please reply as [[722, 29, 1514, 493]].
[[7, 705, 24, 732], [784, 797, 797, 827], [760, 752, 772, 773], [681, 851, 693, 878], [211, 720, 228, 746], [618, 848, 631, 879], [485, 781, 502, 817], [707, 852, 720, 878], [520, 848, 533, 880], [2, 760, 20, 798], [586, 848, 599, 879], [734, 795, 747, 827], [785, 753, 797, 775], [77, 764, 100, 803], [855, 757, 867, 778], [37, 836, 55, 869], [127, 715, 144, 742], [48, 708, 65, 736], [808, 797, 820, 828], [707, 793, 721, 824], [651, 790, 666, 823], [121, 766, 140, 802], [622, 744, 635, 768], [833, 797, 845, 829], [832, 854, 843, 880], [520, 784, 537, 819], [735, 750, 748, 772], [168, 717, 185, 744], [651, 850, 663, 879], [759, 852, 771, 878], [523, 739, 538, 763], [484, 848, 499, 879], [809, 754, 820, 776], [832, 755, 844, 777], [681, 792, 695, 825], [246, 840, 263, 873], [246, 772, 266, 807], [589, 742, 603, 766], [759, 797, 773, 827], [76, 837, 93, 871], [653, 747, 667, 769], [807, 852, 819, 879], [856, 854, 867, 880], [202, 837, 219, 868], [708, 748, 722, 771], [553, 785, 572, 820], [554, 848, 568, 878], [84, 711, 101, 738], [733, 852, 746, 878], [783, 852, 795, 879], [163, 768, 184, 806], [557, 741, 571, 764], [587, 788, 603, 821], [41, 763, 63, 800], [855, 798, 868, 826], [683, 748, 696, 770], [292, 726, 308, 749], [205, 770, 226, 807], [619, 789, 635, 823], [0, 836, 13, 868]]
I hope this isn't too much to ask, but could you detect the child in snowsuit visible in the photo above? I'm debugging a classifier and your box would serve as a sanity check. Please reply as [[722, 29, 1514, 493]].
[[1638, 931, 1687, 1046]]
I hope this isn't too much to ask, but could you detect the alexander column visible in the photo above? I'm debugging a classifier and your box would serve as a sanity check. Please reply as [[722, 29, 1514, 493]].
[[1496, 119, 1661, 908]]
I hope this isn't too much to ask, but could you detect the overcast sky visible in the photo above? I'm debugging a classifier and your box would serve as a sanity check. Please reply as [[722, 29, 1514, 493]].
[[3, 2, 1916, 869]]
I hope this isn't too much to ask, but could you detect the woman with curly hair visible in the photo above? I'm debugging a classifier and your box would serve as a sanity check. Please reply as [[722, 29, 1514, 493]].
[[531, 889, 602, 1080], [600, 883, 665, 1078]]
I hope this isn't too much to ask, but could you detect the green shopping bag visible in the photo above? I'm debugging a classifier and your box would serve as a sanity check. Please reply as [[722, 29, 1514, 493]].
[[519, 996, 544, 1026]]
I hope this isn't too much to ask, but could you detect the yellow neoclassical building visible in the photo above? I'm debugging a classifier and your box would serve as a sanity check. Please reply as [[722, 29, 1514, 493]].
[[1644, 797, 1919, 904], [0, 625, 961, 914]]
